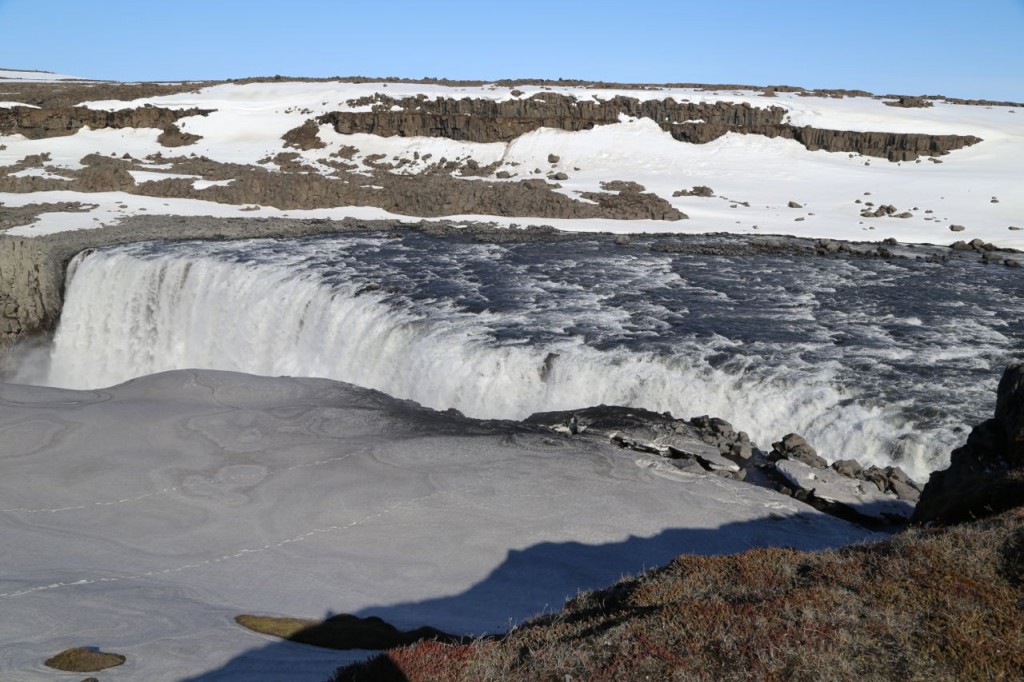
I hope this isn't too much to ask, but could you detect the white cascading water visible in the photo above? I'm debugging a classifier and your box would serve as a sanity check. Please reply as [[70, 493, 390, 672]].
[[45, 245, 978, 480]]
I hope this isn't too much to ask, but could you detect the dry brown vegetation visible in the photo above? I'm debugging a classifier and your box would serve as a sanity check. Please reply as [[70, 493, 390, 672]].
[[335, 508, 1024, 681]]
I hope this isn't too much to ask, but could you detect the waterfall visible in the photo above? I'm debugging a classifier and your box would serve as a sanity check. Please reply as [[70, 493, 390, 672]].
[[46, 239, 1004, 481]]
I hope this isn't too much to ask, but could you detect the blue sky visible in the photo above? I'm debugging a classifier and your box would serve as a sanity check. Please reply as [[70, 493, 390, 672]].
[[1, 0, 1022, 100]]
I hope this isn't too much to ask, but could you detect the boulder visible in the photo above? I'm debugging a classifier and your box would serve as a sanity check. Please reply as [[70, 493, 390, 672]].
[[770, 433, 827, 469], [157, 123, 203, 147], [832, 459, 863, 478], [673, 185, 714, 197], [773, 458, 914, 523], [601, 180, 645, 193]]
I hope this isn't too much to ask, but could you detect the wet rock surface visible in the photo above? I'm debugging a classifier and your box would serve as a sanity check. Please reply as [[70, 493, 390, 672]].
[[526, 405, 921, 528], [914, 363, 1024, 525]]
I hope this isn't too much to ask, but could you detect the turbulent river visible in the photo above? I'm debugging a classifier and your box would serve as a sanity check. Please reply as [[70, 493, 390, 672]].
[[42, 233, 1023, 480]]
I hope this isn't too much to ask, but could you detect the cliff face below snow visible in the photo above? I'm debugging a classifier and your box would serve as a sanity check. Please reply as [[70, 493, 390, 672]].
[[0, 105, 211, 139], [320, 93, 982, 161]]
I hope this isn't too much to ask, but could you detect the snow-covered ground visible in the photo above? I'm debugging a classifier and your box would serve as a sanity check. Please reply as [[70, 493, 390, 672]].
[[0, 369, 875, 681], [1, 79, 1021, 248]]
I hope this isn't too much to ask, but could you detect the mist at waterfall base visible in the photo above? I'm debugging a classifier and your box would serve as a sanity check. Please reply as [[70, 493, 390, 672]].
[[32, 233, 1022, 480]]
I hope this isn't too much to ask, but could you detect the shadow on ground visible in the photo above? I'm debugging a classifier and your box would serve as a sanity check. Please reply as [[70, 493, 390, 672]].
[[181, 510, 877, 681]]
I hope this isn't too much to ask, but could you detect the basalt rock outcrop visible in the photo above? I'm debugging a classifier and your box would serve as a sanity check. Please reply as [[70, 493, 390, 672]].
[[319, 93, 981, 161], [0, 151, 685, 221], [913, 362, 1024, 525], [156, 123, 202, 147], [0, 105, 212, 139], [282, 119, 326, 150], [526, 406, 749, 477], [0, 235, 69, 347], [526, 406, 919, 527]]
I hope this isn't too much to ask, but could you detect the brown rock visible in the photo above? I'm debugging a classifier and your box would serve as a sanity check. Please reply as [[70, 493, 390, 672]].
[[44, 647, 125, 673], [883, 96, 934, 108], [771, 433, 827, 469], [601, 180, 645, 193], [281, 119, 326, 150], [0, 104, 211, 139], [315, 93, 981, 161], [157, 123, 202, 147], [831, 459, 863, 478], [673, 185, 714, 197]]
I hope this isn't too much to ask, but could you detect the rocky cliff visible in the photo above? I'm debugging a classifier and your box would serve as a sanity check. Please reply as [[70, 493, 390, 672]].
[[321, 93, 982, 161], [0, 236, 68, 350], [0, 105, 211, 139], [913, 362, 1024, 525], [0, 93, 982, 161]]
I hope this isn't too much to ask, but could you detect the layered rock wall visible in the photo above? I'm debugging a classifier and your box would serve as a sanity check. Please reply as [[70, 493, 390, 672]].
[[0, 237, 68, 349], [0, 106, 211, 139], [321, 93, 981, 161]]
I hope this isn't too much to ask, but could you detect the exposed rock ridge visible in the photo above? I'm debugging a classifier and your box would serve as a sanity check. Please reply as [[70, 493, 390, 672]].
[[0, 105, 212, 139], [526, 406, 919, 527], [320, 93, 982, 161], [0, 151, 685, 220]]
